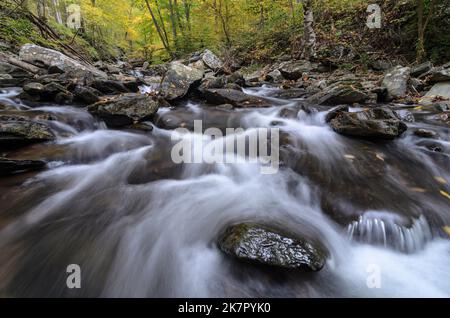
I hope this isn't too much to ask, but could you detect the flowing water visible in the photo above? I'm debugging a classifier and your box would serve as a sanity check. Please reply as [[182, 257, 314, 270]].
[[0, 86, 449, 297]]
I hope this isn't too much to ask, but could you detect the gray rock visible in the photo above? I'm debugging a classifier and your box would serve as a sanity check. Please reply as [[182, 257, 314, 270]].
[[382, 66, 411, 100], [73, 86, 100, 105], [420, 82, 450, 105], [0, 120, 55, 149], [160, 62, 204, 100], [429, 64, 450, 83], [201, 88, 271, 108], [410, 61, 432, 78], [279, 60, 317, 80], [266, 69, 284, 82], [218, 223, 326, 271], [19, 44, 107, 78], [307, 82, 368, 106], [0, 158, 46, 176], [370, 60, 393, 71], [325, 105, 349, 123], [330, 106, 408, 140], [88, 93, 166, 127], [23, 82, 45, 95], [91, 79, 131, 95], [202, 49, 224, 71]]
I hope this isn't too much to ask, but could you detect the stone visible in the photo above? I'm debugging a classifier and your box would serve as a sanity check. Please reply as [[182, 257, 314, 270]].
[[218, 223, 326, 271], [0, 120, 55, 149], [330, 107, 408, 140], [429, 64, 450, 83], [201, 89, 271, 108], [0, 158, 46, 176], [382, 66, 411, 100], [201, 49, 224, 71], [19, 44, 106, 78], [414, 129, 437, 138], [410, 61, 432, 78], [307, 82, 368, 106], [73, 86, 101, 105], [160, 62, 204, 100], [279, 60, 317, 80], [420, 82, 450, 105], [88, 93, 166, 127]]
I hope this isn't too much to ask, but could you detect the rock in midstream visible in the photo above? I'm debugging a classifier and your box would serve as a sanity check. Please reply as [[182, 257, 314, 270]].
[[218, 223, 327, 271]]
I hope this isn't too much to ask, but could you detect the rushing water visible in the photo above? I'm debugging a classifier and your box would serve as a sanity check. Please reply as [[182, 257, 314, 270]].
[[0, 86, 449, 297]]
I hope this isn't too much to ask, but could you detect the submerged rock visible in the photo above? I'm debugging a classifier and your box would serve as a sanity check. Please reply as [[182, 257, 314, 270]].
[[201, 88, 271, 107], [88, 93, 166, 127], [160, 62, 204, 100], [330, 106, 408, 139], [307, 82, 368, 106], [0, 158, 46, 176], [382, 66, 411, 100], [0, 120, 55, 149], [218, 223, 326, 271]]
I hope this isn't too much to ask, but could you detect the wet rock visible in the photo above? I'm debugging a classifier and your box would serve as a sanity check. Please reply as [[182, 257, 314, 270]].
[[279, 60, 317, 80], [73, 86, 101, 105], [330, 107, 408, 139], [325, 105, 349, 123], [19, 44, 106, 78], [395, 109, 415, 123], [244, 68, 267, 84], [91, 79, 130, 95], [0, 62, 32, 86], [48, 64, 65, 74], [160, 62, 204, 100], [201, 88, 271, 108], [218, 223, 326, 271], [88, 93, 166, 127], [0, 120, 55, 149], [21, 82, 73, 104], [307, 82, 368, 106], [202, 49, 224, 71], [411, 61, 432, 78], [0, 158, 46, 177], [414, 129, 437, 138], [382, 66, 411, 100]]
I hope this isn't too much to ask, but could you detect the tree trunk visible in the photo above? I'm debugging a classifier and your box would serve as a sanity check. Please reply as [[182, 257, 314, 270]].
[[302, 0, 316, 59], [144, 0, 173, 57], [416, 0, 435, 63], [51, 0, 63, 24]]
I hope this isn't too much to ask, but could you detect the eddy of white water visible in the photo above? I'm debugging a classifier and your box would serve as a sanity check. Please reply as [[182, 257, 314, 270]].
[[0, 87, 449, 298]]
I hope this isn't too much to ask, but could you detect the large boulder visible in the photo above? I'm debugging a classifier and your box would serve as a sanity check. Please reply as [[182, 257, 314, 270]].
[[0, 120, 55, 149], [0, 158, 46, 176], [329, 106, 408, 140], [73, 86, 101, 105], [160, 62, 204, 100], [279, 60, 317, 80], [201, 88, 271, 107], [88, 93, 167, 127], [382, 66, 411, 100], [202, 49, 224, 71], [218, 223, 326, 271], [306, 82, 368, 106], [19, 44, 107, 78]]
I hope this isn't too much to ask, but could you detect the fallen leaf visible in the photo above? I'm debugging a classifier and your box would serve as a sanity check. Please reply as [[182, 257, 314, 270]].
[[434, 176, 447, 184], [440, 190, 450, 200], [375, 153, 385, 161], [413, 106, 423, 111], [410, 187, 427, 193], [344, 154, 355, 160], [443, 226, 450, 236]]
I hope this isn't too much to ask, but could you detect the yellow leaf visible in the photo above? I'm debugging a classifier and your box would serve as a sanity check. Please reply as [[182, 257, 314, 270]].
[[443, 226, 450, 236], [413, 106, 423, 111], [410, 187, 427, 193], [440, 190, 450, 200], [434, 176, 447, 185]]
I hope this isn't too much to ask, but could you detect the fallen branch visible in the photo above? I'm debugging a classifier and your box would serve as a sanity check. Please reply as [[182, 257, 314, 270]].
[[0, 52, 41, 74]]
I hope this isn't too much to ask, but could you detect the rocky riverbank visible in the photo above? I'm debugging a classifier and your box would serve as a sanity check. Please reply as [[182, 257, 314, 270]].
[[0, 44, 449, 274]]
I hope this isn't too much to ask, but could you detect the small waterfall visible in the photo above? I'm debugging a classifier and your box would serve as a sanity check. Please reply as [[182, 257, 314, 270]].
[[347, 212, 433, 253]]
